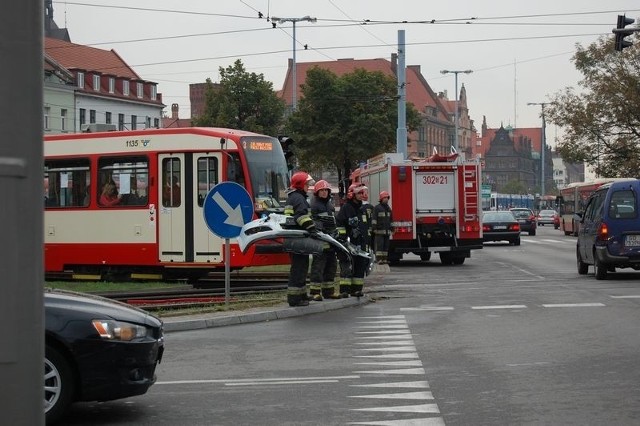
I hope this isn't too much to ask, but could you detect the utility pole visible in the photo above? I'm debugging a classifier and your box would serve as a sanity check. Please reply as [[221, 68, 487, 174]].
[[397, 30, 407, 158], [271, 16, 317, 111], [440, 69, 472, 151], [528, 102, 547, 196]]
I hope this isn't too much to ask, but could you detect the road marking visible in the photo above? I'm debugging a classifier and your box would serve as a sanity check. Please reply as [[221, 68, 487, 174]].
[[355, 347, 417, 352], [225, 380, 339, 386], [351, 380, 429, 388], [355, 341, 415, 346], [353, 353, 420, 359], [358, 320, 408, 324], [610, 295, 640, 299], [349, 391, 434, 400], [350, 403, 440, 413], [357, 325, 410, 329], [354, 368, 426, 375], [356, 330, 412, 334], [155, 375, 360, 385], [506, 362, 551, 367], [401, 307, 454, 311], [354, 360, 424, 367], [349, 419, 445, 426], [542, 303, 606, 308], [356, 335, 415, 340], [471, 305, 527, 310], [358, 315, 406, 319]]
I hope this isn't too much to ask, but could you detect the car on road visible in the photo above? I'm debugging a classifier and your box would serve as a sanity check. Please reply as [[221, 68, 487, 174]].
[[576, 180, 640, 280], [482, 211, 521, 245], [509, 208, 537, 235], [45, 289, 164, 424], [537, 209, 560, 229]]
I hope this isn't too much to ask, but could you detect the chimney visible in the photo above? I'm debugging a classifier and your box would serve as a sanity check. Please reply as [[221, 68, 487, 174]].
[[171, 103, 179, 119]]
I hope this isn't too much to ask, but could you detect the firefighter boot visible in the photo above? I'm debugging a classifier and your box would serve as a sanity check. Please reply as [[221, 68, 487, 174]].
[[309, 284, 323, 301], [288, 294, 309, 307], [338, 279, 351, 298], [321, 282, 336, 299], [350, 279, 364, 298]]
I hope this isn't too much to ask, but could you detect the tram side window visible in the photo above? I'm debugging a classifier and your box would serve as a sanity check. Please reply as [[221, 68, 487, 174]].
[[44, 159, 90, 208], [98, 156, 149, 207], [227, 153, 245, 187], [197, 157, 219, 206], [162, 157, 181, 208]]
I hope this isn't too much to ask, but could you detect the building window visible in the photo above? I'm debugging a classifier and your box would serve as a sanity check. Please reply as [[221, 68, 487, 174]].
[[154, 118, 159, 128], [131, 115, 137, 130], [93, 75, 100, 92], [123, 80, 129, 96], [137, 82, 144, 99], [44, 106, 50, 130], [61, 109, 67, 131], [105, 112, 112, 124], [109, 77, 115, 94], [146, 116, 151, 128], [77, 72, 84, 89], [118, 113, 125, 131], [89, 110, 96, 124], [151, 85, 157, 101], [79, 108, 86, 125]]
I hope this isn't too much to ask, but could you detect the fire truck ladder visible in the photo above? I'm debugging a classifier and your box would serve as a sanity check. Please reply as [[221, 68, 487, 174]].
[[463, 167, 479, 220]]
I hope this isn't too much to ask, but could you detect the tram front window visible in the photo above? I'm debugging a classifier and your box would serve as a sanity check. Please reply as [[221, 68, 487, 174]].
[[241, 137, 289, 213]]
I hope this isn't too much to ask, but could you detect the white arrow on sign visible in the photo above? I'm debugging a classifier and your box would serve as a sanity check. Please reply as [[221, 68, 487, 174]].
[[212, 191, 246, 228]]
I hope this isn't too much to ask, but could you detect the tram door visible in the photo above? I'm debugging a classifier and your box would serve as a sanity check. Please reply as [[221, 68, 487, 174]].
[[158, 153, 223, 264]]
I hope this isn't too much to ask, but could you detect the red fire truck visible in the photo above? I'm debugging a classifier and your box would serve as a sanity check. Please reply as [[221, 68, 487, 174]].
[[354, 151, 483, 265]]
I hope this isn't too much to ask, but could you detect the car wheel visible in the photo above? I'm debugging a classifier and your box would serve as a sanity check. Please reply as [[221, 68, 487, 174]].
[[577, 249, 588, 275], [439, 252, 453, 265], [594, 255, 608, 280], [513, 237, 521, 246], [529, 230, 536, 236], [45, 345, 75, 424], [554, 225, 560, 229]]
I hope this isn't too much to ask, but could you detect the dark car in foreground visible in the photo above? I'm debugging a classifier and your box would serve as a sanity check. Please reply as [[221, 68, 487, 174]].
[[537, 209, 560, 229], [576, 180, 640, 279], [482, 211, 521, 245], [510, 208, 537, 235], [45, 289, 164, 424]]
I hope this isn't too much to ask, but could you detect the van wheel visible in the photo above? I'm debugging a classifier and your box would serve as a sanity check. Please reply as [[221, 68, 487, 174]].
[[594, 256, 608, 280], [577, 250, 588, 275]]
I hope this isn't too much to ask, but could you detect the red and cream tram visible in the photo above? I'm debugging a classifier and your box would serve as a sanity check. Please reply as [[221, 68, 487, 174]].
[[44, 127, 291, 280]]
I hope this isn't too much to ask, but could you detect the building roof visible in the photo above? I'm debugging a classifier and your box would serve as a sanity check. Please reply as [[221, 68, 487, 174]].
[[474, 123, 543, 158], [279, 57, 450, 122], [44, 37, 142, 80]]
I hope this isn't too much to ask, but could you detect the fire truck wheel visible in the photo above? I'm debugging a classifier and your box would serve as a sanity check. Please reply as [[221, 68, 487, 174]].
[[439, 252, 453, 265], [452, 256, 465, 265], [418, 253, 431, 261]]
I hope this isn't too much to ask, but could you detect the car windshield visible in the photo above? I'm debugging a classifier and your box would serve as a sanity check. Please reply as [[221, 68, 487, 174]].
[[511, 210, 531, 218], [484, 212, 515, 222], [540, 210, 556, 216]]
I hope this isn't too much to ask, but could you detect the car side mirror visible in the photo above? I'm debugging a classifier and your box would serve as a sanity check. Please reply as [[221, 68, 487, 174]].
[[574, 212, 584, 223]]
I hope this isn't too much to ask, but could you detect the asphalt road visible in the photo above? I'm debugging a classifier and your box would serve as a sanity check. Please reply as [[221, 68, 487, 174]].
[[61, 226, 640, 425]]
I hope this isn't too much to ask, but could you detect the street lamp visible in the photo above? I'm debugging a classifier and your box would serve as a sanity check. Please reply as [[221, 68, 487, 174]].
[[272, 15, 317, 111], [440, 69, 473, 151], [527, 102, 547, 195]]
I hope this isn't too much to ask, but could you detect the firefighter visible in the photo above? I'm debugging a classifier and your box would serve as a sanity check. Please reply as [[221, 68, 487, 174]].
[[373, 190, 393, 264], [308, 180, 341, 300], [360, 188, 375, 253], [335, 183, 369, 297], [283, 171, 316, 307]]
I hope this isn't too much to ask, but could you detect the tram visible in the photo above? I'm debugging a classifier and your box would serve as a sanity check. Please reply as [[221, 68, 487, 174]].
[[44, 127, 291, 281]]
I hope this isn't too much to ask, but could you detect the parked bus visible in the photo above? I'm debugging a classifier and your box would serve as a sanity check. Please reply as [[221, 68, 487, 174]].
[[44, 127, 291, 281], [558, 178, 635, 236]]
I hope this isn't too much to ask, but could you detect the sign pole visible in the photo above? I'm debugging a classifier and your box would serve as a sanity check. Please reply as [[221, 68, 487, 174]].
[[225, 238, 231, 306]]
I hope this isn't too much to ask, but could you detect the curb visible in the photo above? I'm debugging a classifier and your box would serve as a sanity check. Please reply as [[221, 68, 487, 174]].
[[162, 295, 370, 332]]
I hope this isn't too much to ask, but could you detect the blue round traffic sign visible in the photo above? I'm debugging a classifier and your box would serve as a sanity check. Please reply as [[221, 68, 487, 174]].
[[202, 182, 254, 238]]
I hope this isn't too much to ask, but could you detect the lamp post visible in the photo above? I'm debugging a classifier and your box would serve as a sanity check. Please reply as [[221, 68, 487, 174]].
[[527, 102, 547, 195], [272, 15, 317, 111], [440, 69, 472, 151]]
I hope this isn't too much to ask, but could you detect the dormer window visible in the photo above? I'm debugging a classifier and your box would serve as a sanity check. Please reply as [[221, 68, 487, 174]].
[[151, 85, 157, 101], [93, 75, 100, 92], [109, 77, 115, 93], [77, 72, 84, 89], [137, 82, 144, 99], [123, 80, 130, 96]]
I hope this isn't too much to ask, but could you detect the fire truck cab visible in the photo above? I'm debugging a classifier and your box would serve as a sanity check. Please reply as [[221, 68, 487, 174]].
[[354, 151, 483, 265]]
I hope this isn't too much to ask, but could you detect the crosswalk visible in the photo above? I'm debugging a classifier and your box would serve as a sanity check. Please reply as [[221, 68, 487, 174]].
[[348, 315, 445, 426]]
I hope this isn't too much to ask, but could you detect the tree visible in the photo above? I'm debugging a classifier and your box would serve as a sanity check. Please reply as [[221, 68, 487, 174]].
[[546, 35, 640, 177], [287, 67, 421, 195], [193, 60, 285, 135], [501, 180, 528, 194]]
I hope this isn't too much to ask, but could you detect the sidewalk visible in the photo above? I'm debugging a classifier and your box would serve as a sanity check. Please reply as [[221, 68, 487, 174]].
[[162, 263, 389, 332]]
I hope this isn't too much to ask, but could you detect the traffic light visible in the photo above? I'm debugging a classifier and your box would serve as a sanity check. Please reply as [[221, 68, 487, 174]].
[[278, 136, 295, 170], [614, 14, 635, 52]]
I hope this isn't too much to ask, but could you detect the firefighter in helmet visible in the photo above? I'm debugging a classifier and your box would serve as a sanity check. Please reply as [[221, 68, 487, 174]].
[[308, 180, 341, 300], [373, 190, 393, 264], [360, 187, 375, 253], [335, 183, 369, 297], [283, 171, 316, 307]]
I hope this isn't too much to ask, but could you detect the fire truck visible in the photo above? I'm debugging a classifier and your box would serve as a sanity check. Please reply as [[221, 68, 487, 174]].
[[353, 151, 483, 265]]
